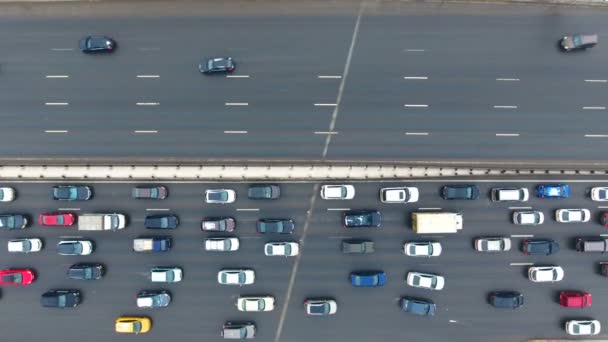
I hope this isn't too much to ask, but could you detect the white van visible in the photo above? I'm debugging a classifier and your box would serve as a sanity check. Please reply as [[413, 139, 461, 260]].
[[491, 188, 529, 202]]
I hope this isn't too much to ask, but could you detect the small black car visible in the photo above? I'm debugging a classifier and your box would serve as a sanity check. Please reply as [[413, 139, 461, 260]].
[[145, 215, 179, 229], [522, 239, 559, 256], [0, 214, 28, 230], [400, 297, 436, 316], [41, 290, 81, 308], [79, 36, 116, 53], [489, 291, 524, 309], [199, 57, 236, 74], [67, 263, 104, 280], [441, 185, 480, 200], [343, 210, 381, 228], [248, 184, 280, 200]]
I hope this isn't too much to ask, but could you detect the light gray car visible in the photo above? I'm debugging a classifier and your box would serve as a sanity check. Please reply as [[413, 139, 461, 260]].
[[221, 322, 256, 339]]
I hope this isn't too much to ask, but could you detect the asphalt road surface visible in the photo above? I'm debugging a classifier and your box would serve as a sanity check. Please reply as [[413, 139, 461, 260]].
[[0, 1, 607, 163], [1, 179, 608, 342]]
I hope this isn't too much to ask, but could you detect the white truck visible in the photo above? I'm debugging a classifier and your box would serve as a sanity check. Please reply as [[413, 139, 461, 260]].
[[411, 212, 463, 234], [78, 213, 126, 231]]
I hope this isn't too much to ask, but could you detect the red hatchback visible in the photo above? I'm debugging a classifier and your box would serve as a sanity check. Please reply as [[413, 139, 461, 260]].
[[559, 291, 592, 308], [0, 269, 35, 286], [38, 213, 75, 226]]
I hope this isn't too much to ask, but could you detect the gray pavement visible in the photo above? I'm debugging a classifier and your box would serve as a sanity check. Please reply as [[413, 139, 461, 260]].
[[1, 179, 608, 341]]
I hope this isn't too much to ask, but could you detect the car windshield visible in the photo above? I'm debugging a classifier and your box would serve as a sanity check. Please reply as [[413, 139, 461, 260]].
[[160, 217, 169, 226], [55, 216, 65, 225], [573, 35, 583, 46], [69, 188, 78, 198], [132, 321, 142, 332], [283, 244, 291, 255], [58, 295, 66, 307], [150, 188, 159, 197], [547, 188, 560, 196], [73, 244, 82, 254], [600, 189, 608, 198], [84, 268, 93, 279], [2, 274, 20, 282], [207, 60, 215, 69], [238, 272, 245, 284], [258, 300, 265, 311], [210, 192, 227, 201], [165, 271, 174, 282], [6, 216, 15, 227], [552, 269, 557, 280], [22, 240, 32, 250]]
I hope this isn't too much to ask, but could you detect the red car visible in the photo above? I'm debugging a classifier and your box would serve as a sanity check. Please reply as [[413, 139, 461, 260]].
[[559, 291, 592, 308], [0, 269, 35, 286], [38, 213, 75, 226]]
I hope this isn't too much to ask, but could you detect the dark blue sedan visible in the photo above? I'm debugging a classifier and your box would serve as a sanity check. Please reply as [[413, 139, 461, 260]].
[[400, 297, 436, 316]]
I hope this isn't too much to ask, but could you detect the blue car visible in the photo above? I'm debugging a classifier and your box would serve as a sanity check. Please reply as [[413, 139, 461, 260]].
[[350, 271, 386, 287], [536, 184, 569, 198]]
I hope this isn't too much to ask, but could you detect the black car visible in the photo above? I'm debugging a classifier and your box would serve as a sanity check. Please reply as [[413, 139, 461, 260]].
[[256, 219, 295, 234], [441, 185, 480, 200], [132, 186, 168, 200], [400, 297, 436, 316], [0, 214, 28, 230], [560, 33, 598, 51], [144, 215, 179, 229], [489, 291, 524, 309], [522, 239, 559, 256], [79, 36, 115, 53], [41, 290, 81, 308], [199, 57, 235, 73], [343, 210, 381, 228], [248, 184, 280, 200], [52, 185, 92, 201], [67, 263, 104, 280], [341, 240, 375, 254]]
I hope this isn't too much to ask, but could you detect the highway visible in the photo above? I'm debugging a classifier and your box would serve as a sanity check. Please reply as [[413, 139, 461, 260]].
[[1, 179, 608, 341], [0, 1, 607, 163]]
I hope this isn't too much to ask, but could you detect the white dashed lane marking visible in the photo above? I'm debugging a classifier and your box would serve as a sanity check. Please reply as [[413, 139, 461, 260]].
[[45, 130, 68, 133], [225, 103, 249, 106], [317, 75, 342, 79], [46, 75, 69, 79], [45, 102, 68, 106], [404, 104, 428, 108]]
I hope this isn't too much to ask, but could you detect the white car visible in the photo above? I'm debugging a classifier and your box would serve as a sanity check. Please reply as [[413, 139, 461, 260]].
[[150, 267, 183, 283], [320, 185, 355, 200], [217, 269, 255, 285], [591, 187, 608, 201], [565, 320, 601, 336], [264, 242, 299, 256], [403, 242, 442, 257], [204, 237, 239, 252], [304, 299, 338, 316], [555, 209, 590, 223], [528, 266, 564, 282], [7, 238, 42, 253], [380, 187, 419, 203], [512, 211, 544, 225], [0, 187, 16, 202], [474, 237, 511, 252], [236, 296, 275, 312], [57, 240, 93, 256], [205, 189, 236, 204], [406, 272, 445, 290]]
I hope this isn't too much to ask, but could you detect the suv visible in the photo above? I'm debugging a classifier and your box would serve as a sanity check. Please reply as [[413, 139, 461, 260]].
[[0, 214, 28, 230], [576, 238, 608, 253], [145, 215, 179, 229], [221, 322, 255, 340], [67, 263, 104, 280], [132, 186, 168, 199], [522, 239, 559, 255], [441, 185, 479, 200], [247, 184, 280, 200], [561, 33, 598, 51], [41, 290, 81, 308], [341, 240, 375, 254], [343, 210, 381, 228], [491, 188, 529, 202], [489, 291, 524, 309], [57, 240, 93, 256], [559, 291, 592, 308]]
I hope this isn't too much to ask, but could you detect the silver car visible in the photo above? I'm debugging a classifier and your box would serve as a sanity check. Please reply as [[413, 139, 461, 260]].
[[205, 237, 239, 252], [512, 211, 544, 225], [474, 237, 511, 252], [555, 209, 590, 223], [404, 241, 442, 257], [205, 189, 236, 204]]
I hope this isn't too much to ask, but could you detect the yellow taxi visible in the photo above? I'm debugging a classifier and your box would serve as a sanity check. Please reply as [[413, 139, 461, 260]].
[[115, 316, 151, 334]]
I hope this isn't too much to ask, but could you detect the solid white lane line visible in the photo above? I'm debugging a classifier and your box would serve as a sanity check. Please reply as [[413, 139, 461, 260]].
[[511, 234, 534, 238], [583, 106, 606, 110], [585, 134, 608, 138], [404, 76, 428, 80], [496, 133, 520, 137], [136, 102, 160, 106], [134, 130, 158, 134], [226, 75, 250, 78], [418, 207, 441, 210], [405, 49, 425, 52], [493, 105, 518, 109], [314, 131, 338, 135], [318, 75, 342, 79], [510, 262, 534, 266], [51, 48, 74, 51], [314, 103, 337, 107], [46, 75, 69, 79], [405, 132, 429, 136], [509, 206, 532, 210], [224, 131, 248, 134], [236, 208, 259, 211], [136, 75, 160, 78], [45, 102, 68, 106], [58, 208, 80, 211], [225, 102, 248, 106], [585, 79, 607, 83], [146, 208, 170, 211], [45, 130, 68, 133], [327, 208, 349, 211], [404, 104, 428, 108], [496, 78, 520, 81]]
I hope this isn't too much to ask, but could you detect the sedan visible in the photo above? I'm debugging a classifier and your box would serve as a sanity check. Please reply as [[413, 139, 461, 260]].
[[41, 290, 81, 308], [199, 57, 236, 73], [0, 187, 15, 202], [264, 242, 299, 256], [8, 238, 43, 253], [201, 217, 236, 232], [380, 187, 419, 203], [522, 239, 559, 256], [343, 210, 381, 228], [528, 266, 564, 282], [205, 189, 236, 203], [256, 219, 294, 234], [52, 185, 92, 200], [404, 241, 442, 257], [555, 209, 590, 223], [115, 316, 151, 335], [144, 215, 179, 229], [150, 267, 182, 283], [341, 240, 375, 254], [512, 210, 544, 225], [67, 263, 104, 280], [132, 186, 168, 199], [441, 185, 479, 200], [137, 290, 171, 308], [489, 291, 524, 309], [236, 296, 275, 312], [248, 184, 280, 200], [0, 214, 28, 230], [304, 298, 337, 316], [57, 240, 93, 256], [406, 272, 445, 290], [0, 269, 35, 286], [400, 297, 436, 316], [320, 184, 355, 200], [204, 237, 239, 252], [474, 237, 511, 252], [565, 320, 601, 336], [217, 269, 255, 285], [38, 213, 75, 226], [350, 271, 386, 287], [79, 36, 116, 53], [536, 184, 569, 198]]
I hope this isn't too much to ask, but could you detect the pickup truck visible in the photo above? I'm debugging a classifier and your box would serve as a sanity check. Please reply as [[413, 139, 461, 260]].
[[78, 213, 126, 231], [133, 237, 171, 252]]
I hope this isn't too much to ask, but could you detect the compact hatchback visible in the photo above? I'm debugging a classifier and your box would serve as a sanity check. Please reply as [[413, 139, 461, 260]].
[[512, 211, 544, 225], [528, 266, 564, 282], [379, 187, 419, 203], [591, 187, 608, 201], [404, 241, 442, 257], [115, 316, 151, 334], [80, 36, 116, 53], [536, 184, 569, 198], [555, 209, 590, 223], [304, 299, 337, 316], [565, 320, 601, 336], [199, 57, 236, 73], [205, 189, 236, 203], [406, 272, 445, 290], [57, 240, 93, 256], [350, 271, 386, 287], [320, 185, 355, 200], [0, 187, 16, 202], [39, 213, 75, 226], [441, 185, 479, 200], [559, 291, 592, 308], [221, 322, 256, 340], [145, 215, 179, 229], [247, 184, 280, 200], [202, 217, 236, 232], [137, 290, 171, 308]]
